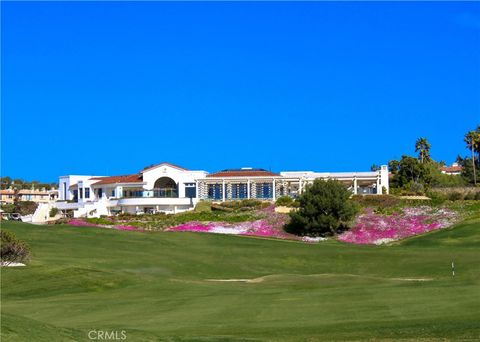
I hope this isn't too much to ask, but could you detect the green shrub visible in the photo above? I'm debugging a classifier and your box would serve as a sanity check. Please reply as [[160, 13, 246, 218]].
[[351, 195, 400, 209], [215, 199, 265, 211], [426, 191, 447, 205], [464, 192, 476, 201], [211, 204, 235, 212], [0, 230, 30, 265], [86, 217, 114, 225], [290, 200, 300, 208], [388, 187, 402, 195], [285, 179, 358, 237], [0, 204, 15, 213], [13, 201, 38, 215], [433, 174, 467, 187], [475, 192, 480, 201], [49, 207, 59, 217], [275, 196, 294, 207], [447, 192, 464, 201], [194, 201, 212, 212], [404, 181, 425, 195]]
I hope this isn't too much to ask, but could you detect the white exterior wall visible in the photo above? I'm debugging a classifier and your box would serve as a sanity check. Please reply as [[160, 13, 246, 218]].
[[380, 165, 389, 194], [141, 165, 207, 198], [58, 175, 100, 201]]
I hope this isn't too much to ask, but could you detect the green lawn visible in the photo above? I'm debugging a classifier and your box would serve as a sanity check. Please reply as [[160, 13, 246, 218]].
[[1, 220, 480, 341]]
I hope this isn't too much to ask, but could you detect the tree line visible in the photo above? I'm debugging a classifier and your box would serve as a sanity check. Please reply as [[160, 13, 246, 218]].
[[383, 125, 479, 194], [0, 176, 57, 190]]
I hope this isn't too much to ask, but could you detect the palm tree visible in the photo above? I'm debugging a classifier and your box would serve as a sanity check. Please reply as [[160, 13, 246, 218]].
[[465, 130, 479, 186], [415, 137, 431, 164]]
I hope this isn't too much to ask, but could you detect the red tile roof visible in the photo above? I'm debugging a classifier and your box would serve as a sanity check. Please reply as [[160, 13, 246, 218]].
[[207, 168, 280, 178], [141, 162, 188, 173], [441, 165, 462, 173], [0, 189, 15, 194], [90, 174, 143, 185]]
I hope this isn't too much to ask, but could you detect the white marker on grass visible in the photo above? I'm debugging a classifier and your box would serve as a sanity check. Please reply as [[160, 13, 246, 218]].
[[452, 260, 455, 277]]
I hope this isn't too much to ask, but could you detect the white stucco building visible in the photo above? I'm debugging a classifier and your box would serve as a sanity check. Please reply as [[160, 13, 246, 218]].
[[55, 162, 389, 218]]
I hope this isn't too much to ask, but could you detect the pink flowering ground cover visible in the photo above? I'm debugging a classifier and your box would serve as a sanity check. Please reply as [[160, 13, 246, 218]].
[[167, 206, 294, 239], [338, 206, 458, 245], [167, 220, 293, 239]]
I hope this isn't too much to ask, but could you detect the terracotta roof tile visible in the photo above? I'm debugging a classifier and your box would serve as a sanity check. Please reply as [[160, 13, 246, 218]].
[[207, 169, 280, 178], [0, 189, 15, 194], [90, 174, 143, 185], [441, 165, 462, 173]]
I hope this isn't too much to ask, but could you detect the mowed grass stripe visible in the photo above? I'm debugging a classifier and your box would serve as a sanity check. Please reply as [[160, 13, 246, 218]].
[[1, 221, 479, 341]]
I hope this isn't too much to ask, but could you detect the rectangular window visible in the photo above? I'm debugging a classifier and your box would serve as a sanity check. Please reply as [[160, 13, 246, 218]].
[[85, 188, 90, 199], [185, 183, 196, 198], [207, 184, 222, 200], [63, 183, 67, 200], [79, 188, 83, 199], [256, 183, 272, 199], [98, 188, 103, 198], [185, 187, 196, 198], [111, 190, 115, 197], [73, 190, 78, 201], [231, 183, 248, 199]]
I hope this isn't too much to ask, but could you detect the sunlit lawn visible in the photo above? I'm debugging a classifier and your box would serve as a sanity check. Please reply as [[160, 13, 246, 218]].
[[1, 220, 479, 341]]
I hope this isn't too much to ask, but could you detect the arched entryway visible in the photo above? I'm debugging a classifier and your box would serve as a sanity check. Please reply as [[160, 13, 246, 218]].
[[153, 177, 178, 198]]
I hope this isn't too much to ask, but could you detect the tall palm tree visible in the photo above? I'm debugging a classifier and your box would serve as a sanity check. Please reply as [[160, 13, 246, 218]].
[[465, 130, 479, 186], [415, 137, 431, 164]]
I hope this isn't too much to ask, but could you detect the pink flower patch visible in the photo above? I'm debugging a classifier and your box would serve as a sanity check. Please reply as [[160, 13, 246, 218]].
[[338, 207, 457, 245], [68, 219, 100, 227], [167, 219, 293, 240], [168, 222, 214, 232]]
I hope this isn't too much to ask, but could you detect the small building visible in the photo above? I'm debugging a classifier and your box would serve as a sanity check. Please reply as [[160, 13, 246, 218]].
[[0, 187, 57, 205], [440, 162, 462, 176], [0, 189, 16, 204], [18, 188, 58, 202]]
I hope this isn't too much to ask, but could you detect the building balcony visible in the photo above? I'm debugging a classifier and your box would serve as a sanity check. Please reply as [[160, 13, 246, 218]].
[[122, 189, 178, 198]]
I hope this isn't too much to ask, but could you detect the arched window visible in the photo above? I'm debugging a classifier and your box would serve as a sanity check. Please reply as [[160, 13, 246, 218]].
[[153, 177, 178, 198]]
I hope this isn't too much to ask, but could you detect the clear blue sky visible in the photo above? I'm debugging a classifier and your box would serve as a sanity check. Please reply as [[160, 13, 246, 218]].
[[2, 1, 479, 182]]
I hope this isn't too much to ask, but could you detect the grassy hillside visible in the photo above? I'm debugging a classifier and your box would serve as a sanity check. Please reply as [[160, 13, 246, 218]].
[[1, 221, 480, 341]]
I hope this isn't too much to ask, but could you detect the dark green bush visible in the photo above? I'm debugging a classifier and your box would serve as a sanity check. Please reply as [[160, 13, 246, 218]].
[[475, 192, 480, 201], [285, 179, 358, 237], [49, 207, 59, 217], [0, 230, 30, 265], [464, 192, 476, 200]]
